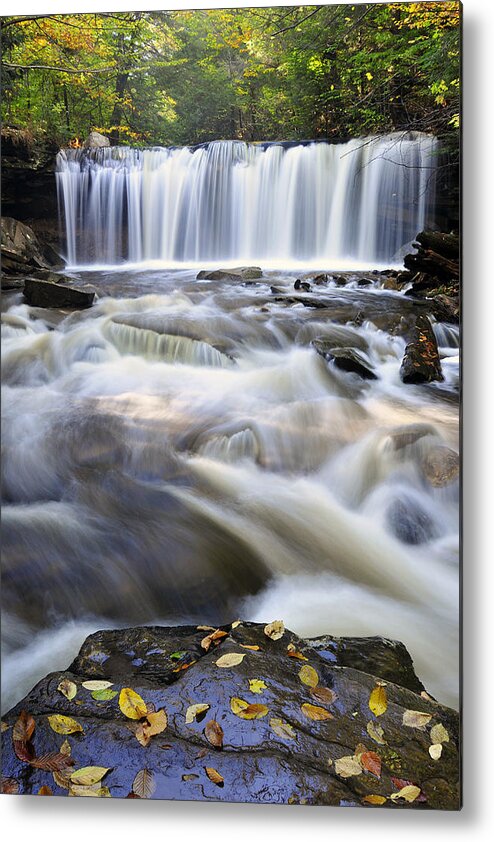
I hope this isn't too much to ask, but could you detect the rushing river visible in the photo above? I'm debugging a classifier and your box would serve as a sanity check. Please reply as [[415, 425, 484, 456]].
[[1, 268, 459, 711]]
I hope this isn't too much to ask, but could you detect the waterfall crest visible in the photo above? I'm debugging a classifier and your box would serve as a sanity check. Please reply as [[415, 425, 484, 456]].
[[56, 133, 438, 267]]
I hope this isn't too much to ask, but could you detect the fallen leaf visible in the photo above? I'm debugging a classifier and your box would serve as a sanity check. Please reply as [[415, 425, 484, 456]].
[[402, 710, 432, 730], [195, 748, 208, 760], [13, 710, 35, 743], [264, 620, 284, 640], [354, 742, 368, 760], [231, 620, 241, 629], [301, 703, 333, 721], [82, 680, 113, 691], [430, 723, 449, 744], [420, 690, 436, 702], [69, 783, 111, 797], [390, 784, 421, 803], [118, 687, 148, 720], [1, 778, 19, 794], [201, 629, 228, 652], [334, 756, 362, 778], [215, 652, 246, 668], [287, 649, 308, 661], [1, 721, 9, 733], [310, 686, 336, 705], [60, 740, 71, 756], [205, 720, 224, 749], [248, 679, 267, 694], [53, 769, 72, 790], [205, 767, 224, 786], [362, 794, 387, 805], [361, 751, 382, 778], [240, 644, 260, 651], [57, 679, 77, 701], [48, 714, 83, 735], [230, 697, 268, 719], [369, 685, 387, 717], [31, 752, 75, 772], [269, 718, 296, 739], [70, 767, 111, 786], [298, 664, 319, 688], [132, 768, 156, 798], [13, 739, 35, 763], [429, 743, 443, 760], [366, 720, 386, 744], [169, 650, 187, 660], [38, 786, 53, 796], [91, 688, 118, 701], [186, 703, 210, 724], [136, 709, 168, 746], [182, 774, 199, 781], [196, 625, 215, 631]]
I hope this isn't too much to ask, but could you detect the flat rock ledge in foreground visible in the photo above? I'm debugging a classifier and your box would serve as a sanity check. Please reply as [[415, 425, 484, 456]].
[[1, 622, 460, 808]]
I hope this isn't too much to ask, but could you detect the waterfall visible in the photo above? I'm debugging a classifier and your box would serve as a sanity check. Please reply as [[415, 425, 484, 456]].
[[56, 133, 438, 267]]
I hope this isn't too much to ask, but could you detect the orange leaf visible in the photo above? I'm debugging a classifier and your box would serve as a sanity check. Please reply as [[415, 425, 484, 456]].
[[361, 751, 381, 778]]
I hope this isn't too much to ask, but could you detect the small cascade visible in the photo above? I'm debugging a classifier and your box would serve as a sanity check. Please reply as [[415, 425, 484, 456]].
[[102, 320, 233, 367], [56, 133, 438, 266]]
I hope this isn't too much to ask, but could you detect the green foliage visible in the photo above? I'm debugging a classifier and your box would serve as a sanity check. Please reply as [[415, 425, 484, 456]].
[[1, 4, 460, 148]]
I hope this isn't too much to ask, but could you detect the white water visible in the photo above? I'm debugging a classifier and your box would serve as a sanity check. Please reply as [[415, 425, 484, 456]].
[[57, 134, 438, 267], [2, 271, 459, 711]]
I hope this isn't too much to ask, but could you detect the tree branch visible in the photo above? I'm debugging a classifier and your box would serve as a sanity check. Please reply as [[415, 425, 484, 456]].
[[270, 7, 323, 37], [2, 61, 116, 74]]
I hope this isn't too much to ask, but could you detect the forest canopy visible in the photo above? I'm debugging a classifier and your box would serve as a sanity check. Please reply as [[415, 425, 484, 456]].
[[1, 3, 460, 149]]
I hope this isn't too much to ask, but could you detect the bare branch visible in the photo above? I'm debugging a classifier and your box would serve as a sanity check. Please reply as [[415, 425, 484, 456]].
[[270, 7, 323, 37]]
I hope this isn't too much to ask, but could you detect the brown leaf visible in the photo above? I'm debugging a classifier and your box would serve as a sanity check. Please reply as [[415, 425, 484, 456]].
[[361, 751, 381, 778], [230, 697, 268, 719], [362, 794, 387, 805], [310, 686, 336, 705], [31, 752, 75, 772], [53, 768, 72, 790], [301, 703, 334, 721], [269, 718, 296, 740], [366, 720, 386, 744], [240, 644, 260, 651], [37, 786, 53, 796], [132, 768, 156, 799], [205, 767, 224, 786], [402, 709, 432, 730], [1, 777, 19, 794], [13, 739, 35, 763], [195, 748, 208, 760], [201, 629, 228, 651], [204, 720, 224, 749], [13, 710, 35, 743], [135, 708, 168, 746], [287, 643, 308, 661]]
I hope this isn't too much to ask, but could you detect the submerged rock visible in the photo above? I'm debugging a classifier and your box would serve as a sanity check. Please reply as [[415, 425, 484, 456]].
[[1, 622, 460, 807], [197, 267, 262, 282], [420, 445, 460, 487], [400, 314, 443, 384], [386, 497, 437, 545], [313, 340, 377, 380], [23, 278, 96, 310]]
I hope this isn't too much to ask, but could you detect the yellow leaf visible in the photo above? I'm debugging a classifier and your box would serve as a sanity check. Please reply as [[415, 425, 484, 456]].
[[264, 620, 284, 640], [334, 755, 362, 777], [366, 71, 373, 81], [60, 740, 71, 756], [230, 697, 268, 719], [298, 664, 319, 688], [205, 766, 224, 786], [69, 783, 111, 797], [70, 767, 111, 786], [231, 620, 241, 629], [48, 715, 83, 735], [1, 721, 9, 733], [301, 703, 333, 721], [430, 723, 449, 744], [185, 703, 210, 724], [402, 709, 432, 730], [81, 680, 113, 691], [369, 685, 387, 717], [240, 644, 260, 651], [132, 768, 156, 798], [269, 717, 296, 739], [366, 720, 386, 744], [215, 653, 246, 668], [362, 794, 387, 805], [118, 687, 148, 720], [390, 785, 421, 803], [248, 679, 267, 694], [429, 743, 443, 760], [57, 679, 77, 701]]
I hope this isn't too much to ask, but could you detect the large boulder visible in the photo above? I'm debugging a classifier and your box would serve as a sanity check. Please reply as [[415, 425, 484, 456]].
[[400, 314, 443, 384], [84, 131, 110, 148], [23, 277, 96, 309], [1, 622, 460, 808]]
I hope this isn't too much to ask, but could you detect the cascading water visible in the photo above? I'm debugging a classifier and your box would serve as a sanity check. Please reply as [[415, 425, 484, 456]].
[[56, 133, 438, 267]]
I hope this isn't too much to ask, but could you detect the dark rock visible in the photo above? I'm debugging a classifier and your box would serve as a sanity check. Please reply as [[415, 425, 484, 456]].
[[400, 315, 443, 384], [357, 277, 373, 286], [334, 275, 348, 286], [23, 278, 96, 309], [420, 445, 460, 487], [386, 497, 437, 545], [197, 267, 262, 282], [1, 622, 460, 808], [1, 217, 53, 274], [84, 131, 110, 148], [306, 634, 425, 695], [294, 279, 311, 291], [270, 285, 285, 294], [313, 340, 377, 380], [430, 294, 460, 325]]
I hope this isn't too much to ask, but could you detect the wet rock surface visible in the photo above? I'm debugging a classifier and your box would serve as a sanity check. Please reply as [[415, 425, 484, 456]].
[[1, 217, 61, 278], [1, 622, 460, 808], [23, 278, 96, 309], [400, 314, 443, 384]]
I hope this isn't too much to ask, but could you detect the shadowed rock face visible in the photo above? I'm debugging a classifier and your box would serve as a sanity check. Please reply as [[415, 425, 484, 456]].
[[1, 622, 460, 808], [400, 314, 443, 384]]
